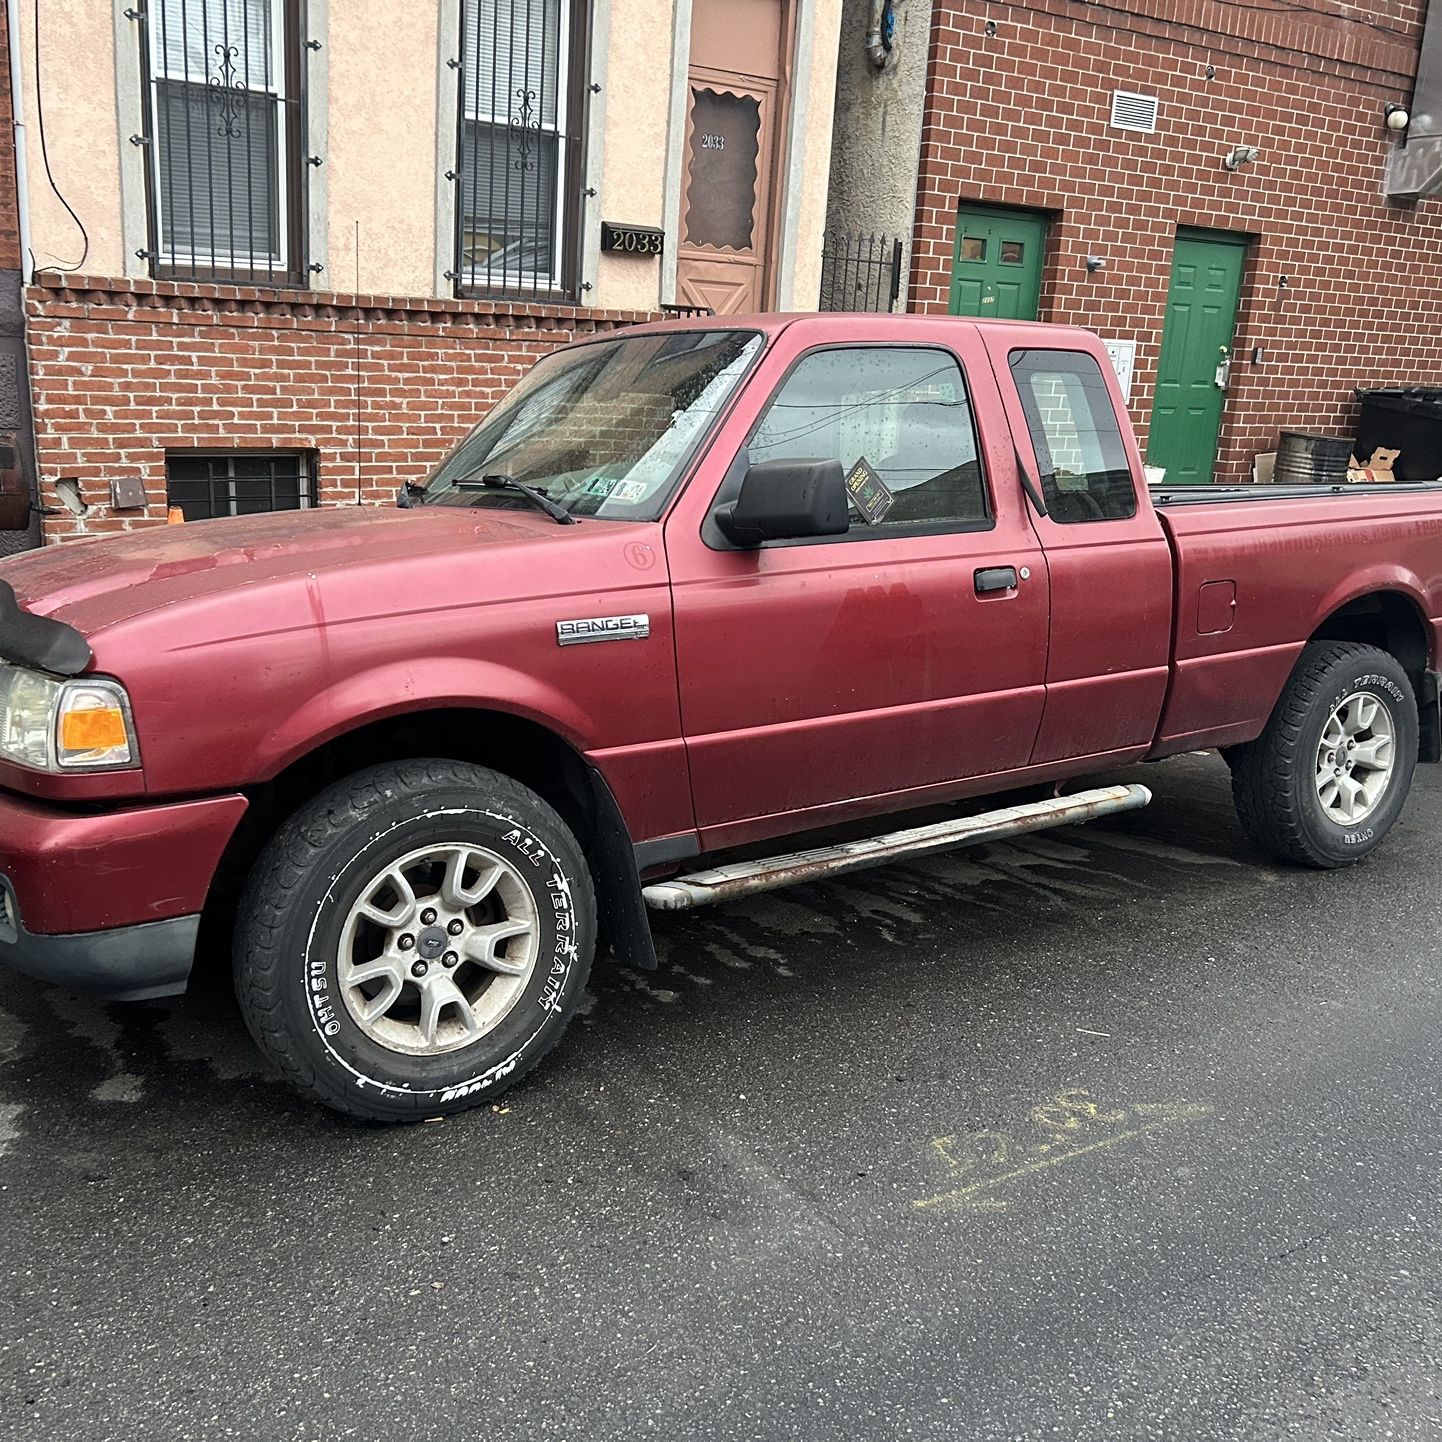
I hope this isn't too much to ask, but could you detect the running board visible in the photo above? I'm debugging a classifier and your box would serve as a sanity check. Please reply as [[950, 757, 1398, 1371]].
[[641, 784, 1152, 911]]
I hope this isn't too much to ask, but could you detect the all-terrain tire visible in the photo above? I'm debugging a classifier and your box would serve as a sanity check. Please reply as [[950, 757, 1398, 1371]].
[[1229, 641, 1417, 868], [234, 759, 596, 1121]]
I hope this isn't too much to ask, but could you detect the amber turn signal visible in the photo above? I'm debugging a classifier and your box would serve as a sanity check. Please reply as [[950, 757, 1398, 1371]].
[[59, 706, 129, 753]]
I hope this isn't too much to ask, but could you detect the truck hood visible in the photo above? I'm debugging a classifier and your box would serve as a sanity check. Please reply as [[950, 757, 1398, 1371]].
[[0, 504, 625, 638]]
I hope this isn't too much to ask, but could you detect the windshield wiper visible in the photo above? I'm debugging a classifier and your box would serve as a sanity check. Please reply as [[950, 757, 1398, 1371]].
[[455, 473, 576, 525]]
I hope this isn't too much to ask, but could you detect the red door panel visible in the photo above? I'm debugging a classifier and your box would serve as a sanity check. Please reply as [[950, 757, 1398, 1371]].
[[663, 319, 1052, 845], [675, 536, 1049, 829], [983, 332, 1174, 764]]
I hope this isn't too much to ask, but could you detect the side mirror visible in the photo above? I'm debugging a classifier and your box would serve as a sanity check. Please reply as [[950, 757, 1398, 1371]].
[[712, 459, 851, 547]]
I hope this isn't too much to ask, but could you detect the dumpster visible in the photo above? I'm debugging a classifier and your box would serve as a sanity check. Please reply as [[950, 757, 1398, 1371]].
[[1353, 389, 1442, 483]]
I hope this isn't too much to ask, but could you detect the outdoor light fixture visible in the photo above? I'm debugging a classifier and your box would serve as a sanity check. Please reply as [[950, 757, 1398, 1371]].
[[1223, 144, 1261, 171], [1385, 102, 1411, 132], [1085, 255, 1106, 272]]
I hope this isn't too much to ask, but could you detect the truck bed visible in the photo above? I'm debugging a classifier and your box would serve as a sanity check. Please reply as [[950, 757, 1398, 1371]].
[[1151, 481, 1442, 506], [1149, 482, 1442, 758]]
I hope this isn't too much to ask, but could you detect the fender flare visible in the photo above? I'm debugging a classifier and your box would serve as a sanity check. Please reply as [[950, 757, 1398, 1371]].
[[246, 666, 662, 971], [255, 656, 600, 783]]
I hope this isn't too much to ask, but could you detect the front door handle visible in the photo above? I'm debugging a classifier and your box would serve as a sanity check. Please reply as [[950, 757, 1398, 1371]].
[[975, 566, 1018, 595]]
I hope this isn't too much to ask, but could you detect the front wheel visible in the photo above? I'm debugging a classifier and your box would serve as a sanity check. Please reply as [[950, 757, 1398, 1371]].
[[234, 760, 596, 1121], [1229, 641, 1418, 868]]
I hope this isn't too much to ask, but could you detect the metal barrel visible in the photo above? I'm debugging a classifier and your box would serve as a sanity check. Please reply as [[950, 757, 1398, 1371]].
[[1274, 431, 1353, 486]]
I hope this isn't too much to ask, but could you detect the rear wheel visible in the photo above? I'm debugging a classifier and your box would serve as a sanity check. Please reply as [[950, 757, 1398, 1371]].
[[1229, 641, 1417, 868], [234, 760, 595, 1121]]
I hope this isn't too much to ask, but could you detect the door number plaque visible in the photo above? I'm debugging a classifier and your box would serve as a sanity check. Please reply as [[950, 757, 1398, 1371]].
[[601, 222, 665, 257]]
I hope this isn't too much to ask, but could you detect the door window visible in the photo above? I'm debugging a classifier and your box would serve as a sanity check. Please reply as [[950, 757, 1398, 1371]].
[[685, 89, 763, 251], [1010, 350, 1137, 523], [747, 347, 990, 531]]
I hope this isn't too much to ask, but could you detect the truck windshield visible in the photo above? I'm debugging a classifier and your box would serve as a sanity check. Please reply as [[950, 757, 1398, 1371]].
[[418, 328, 764, 521]]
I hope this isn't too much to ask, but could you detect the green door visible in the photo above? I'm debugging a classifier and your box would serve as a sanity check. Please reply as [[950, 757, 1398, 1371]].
[[1147, 233, 1247, 485], [949, 206, 1046, 320]]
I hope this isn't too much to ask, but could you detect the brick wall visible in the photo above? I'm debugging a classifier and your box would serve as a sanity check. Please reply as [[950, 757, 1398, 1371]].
[[912, 0, 1442, 481], [26, 276, 656, 541]]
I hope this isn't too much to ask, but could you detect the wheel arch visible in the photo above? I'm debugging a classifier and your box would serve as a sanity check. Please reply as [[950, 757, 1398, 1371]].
[[200, 707, 658, 974], [1308, 588, 1439, 762]]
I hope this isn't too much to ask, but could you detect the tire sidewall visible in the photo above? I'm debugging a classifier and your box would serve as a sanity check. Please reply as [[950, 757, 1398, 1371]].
[[275, 788, 591, 1116], [1296, 655, 1417, 863]]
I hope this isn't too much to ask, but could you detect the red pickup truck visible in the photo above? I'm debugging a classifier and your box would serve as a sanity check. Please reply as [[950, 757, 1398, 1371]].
[[1, 314, 1438, 1119]]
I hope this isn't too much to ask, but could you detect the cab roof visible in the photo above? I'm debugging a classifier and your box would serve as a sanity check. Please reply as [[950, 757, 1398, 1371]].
[[586, 310, 1098, 350]]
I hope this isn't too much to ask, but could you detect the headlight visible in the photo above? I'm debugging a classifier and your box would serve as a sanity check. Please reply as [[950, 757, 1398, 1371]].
[[0, 666, 138, 771]]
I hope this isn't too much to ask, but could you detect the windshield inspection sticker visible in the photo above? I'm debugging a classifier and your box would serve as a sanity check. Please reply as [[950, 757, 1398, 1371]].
[[610, 478, 650, 504], [581, 476, 649, 505], [845, 456, 894, 524]]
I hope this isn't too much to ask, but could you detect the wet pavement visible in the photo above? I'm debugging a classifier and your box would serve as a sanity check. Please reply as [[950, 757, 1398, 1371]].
[[2, 752, 1440, 1441]]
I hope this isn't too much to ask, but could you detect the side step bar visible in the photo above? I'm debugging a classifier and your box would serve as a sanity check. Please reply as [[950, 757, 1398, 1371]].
[[641, 784, 1152, 911]]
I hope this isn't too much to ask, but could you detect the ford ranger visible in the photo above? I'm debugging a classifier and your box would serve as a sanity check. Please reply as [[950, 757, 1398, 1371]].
[[0, 314, 1438, 1119]]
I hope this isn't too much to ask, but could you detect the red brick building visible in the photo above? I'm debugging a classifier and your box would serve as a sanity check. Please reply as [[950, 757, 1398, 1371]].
[[904, 0, 1442, 484], [24, 281, 647, 542], [12, 0, 846, 544], [15, 1, 1442, 544]]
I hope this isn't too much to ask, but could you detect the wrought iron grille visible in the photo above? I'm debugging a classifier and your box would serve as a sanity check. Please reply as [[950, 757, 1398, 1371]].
[[453, 0, 588, 300], [135, 0, 308, 285], [166, 451, 315, 520], [819, 231, 905, 313]]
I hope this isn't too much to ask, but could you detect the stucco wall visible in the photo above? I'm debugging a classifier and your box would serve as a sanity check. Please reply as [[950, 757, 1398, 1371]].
[[19, 0, 125, 276], [823, 0, 930, 308], [594, 0, 676, 311], [17, 0, 839, 312], [327, 1, 438, 295]]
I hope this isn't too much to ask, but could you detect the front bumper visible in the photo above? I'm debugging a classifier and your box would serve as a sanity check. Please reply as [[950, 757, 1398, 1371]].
[[0, 788, 248, 999], [0, 881, 198, 999]]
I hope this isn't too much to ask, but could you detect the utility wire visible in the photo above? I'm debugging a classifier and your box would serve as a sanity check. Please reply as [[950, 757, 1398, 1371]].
[[30, 0, 89, 274]]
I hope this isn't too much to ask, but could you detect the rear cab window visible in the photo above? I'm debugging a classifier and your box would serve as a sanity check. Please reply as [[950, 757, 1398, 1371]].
[[744, 346, 992, 535], [1010, 349, 1137, 523]]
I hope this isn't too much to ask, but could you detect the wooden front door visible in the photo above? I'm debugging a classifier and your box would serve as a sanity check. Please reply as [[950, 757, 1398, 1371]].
[[676, 0, 784, 315], [1148, 232, 1247, 485], [949, 206, 1047, 320]]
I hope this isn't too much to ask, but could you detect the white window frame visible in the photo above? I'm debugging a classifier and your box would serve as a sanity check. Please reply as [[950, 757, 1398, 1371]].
[[457, 0, 572, 295], [143, 0, 293, 274]]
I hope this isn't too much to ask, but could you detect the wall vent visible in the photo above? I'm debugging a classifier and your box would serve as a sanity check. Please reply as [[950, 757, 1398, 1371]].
[[1110, 90, 1159, 134]]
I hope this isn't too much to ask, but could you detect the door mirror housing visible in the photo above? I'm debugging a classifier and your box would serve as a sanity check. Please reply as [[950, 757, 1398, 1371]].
[[712, 459, 851, 547]]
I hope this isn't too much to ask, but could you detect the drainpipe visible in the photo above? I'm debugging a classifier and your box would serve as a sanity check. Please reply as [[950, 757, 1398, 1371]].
[[866, 0, 894, 70], [7, 0, 30, 273]]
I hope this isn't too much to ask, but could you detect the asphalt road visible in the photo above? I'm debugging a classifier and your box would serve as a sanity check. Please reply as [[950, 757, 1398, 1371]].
[[3, 752, 1441, 1442]]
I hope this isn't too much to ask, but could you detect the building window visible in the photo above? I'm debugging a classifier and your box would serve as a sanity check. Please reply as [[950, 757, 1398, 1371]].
[[454, 0, 588, 299], [138, 0, 307, 284], [166, 451, 316, 521]]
